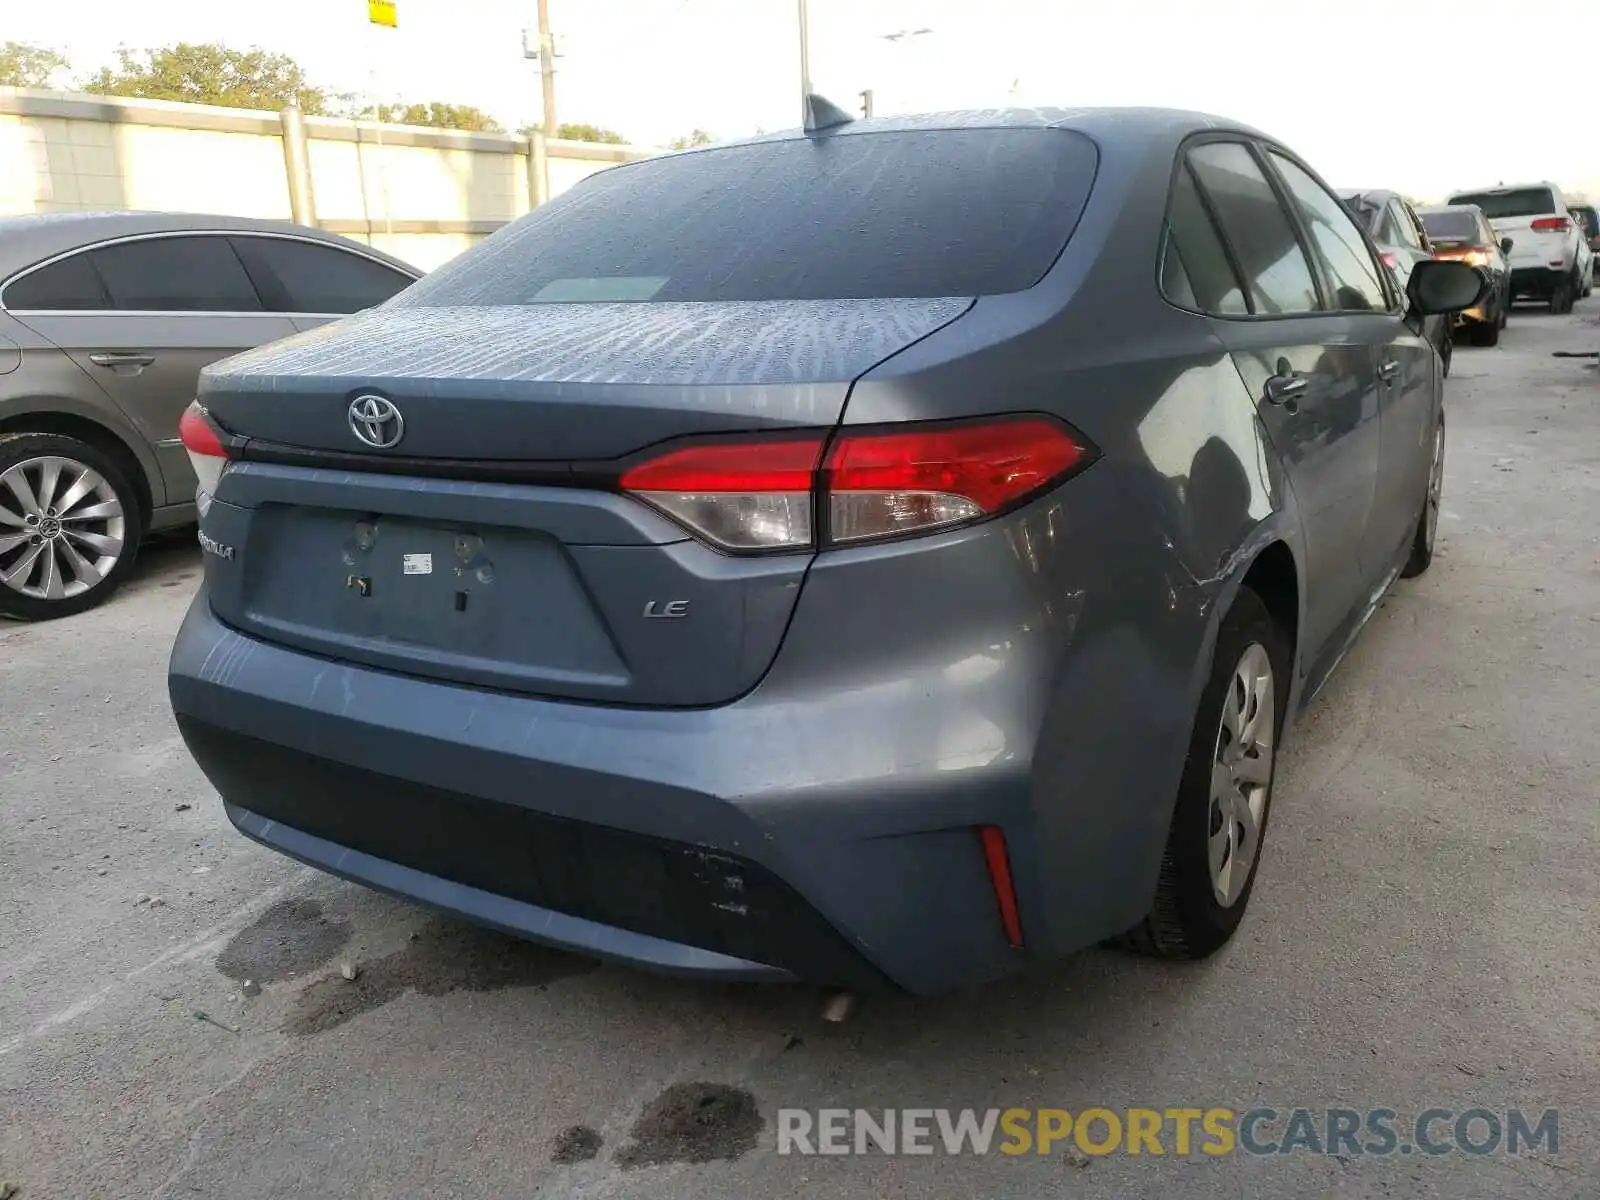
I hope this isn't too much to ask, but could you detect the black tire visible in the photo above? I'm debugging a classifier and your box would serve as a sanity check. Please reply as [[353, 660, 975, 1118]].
[[0, 432, 144, 621], [1123, 585, 1290, 960], [1401, 414, 1444, 579], [1550, 277, 1574, 314], [1470, 316, 1501, 347]]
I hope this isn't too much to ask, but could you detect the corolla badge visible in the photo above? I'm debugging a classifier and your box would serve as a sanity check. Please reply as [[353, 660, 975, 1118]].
[[348, 394, 405, 449]]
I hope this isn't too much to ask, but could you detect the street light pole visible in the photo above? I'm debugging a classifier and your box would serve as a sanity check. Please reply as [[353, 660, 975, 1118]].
[[797, 0, 812, 123]]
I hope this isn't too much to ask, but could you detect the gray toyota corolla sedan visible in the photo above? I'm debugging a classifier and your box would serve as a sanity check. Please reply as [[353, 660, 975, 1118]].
[[168, 107, 1483, 995]]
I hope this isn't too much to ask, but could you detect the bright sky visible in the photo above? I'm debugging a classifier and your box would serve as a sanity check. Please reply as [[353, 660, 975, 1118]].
[[10, 0, 1596, 201]]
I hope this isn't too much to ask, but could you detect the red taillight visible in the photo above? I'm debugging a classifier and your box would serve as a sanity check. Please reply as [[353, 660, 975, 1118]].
[[978, 825, 1024, 948], [824, 417, 1087, 544], [619, 436, 825, 551], [618, 417, 1091, 552], [178, 401, 230, 499], [1381, 251, 1398, 269], [1531, 217, 1569, 232]]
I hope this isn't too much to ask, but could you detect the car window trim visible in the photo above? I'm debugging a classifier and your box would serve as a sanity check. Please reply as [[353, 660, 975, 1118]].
[[1258, 144, 1402, 316], [0, 228, 418, 317], [1177, 133, 1327, 322], [1156, 147, 1256, 318]]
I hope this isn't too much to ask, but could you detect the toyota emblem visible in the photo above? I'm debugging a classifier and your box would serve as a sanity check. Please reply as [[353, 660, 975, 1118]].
[[348, 394, 405, 449]]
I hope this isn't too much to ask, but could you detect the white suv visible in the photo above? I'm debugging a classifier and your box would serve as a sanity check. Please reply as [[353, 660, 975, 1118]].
[[1445, 181, 1592, 313]]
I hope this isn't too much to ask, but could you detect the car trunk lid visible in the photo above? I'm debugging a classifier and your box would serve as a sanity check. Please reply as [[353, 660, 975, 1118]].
[[195, 297, 972, 707]]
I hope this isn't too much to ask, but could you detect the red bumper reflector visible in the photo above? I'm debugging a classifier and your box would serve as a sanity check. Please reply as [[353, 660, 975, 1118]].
[[978, 825, 1024, 948]]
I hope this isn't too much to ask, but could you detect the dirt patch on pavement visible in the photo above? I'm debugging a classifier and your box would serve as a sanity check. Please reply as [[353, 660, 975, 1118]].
[[283, 917, 598, 1035], [550, 1125, 604, 1165], [614, 1082, 762, 1168], [216, 899, 352, 983]]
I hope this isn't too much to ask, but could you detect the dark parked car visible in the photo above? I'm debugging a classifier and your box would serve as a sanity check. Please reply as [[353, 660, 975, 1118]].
[[0, 213, 419, 619], [1571, 203, 1600, 278], [1417, 204, 1512, 345], [1339, 189, 1454, 373], [169, 108, 1483, 995]]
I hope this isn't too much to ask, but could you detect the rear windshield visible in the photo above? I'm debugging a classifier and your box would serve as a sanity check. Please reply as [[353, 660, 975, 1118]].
[[1420, 210, 1480, 242], [394, 129, 1099, 304], [1447, 188, 1555, 219]]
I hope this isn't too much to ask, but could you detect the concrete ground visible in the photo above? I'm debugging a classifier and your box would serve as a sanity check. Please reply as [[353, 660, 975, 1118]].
[[2, 302, 1597, 1200]]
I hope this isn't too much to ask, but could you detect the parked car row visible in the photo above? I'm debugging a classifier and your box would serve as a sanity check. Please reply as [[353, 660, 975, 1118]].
[[0, 108, 1517, 996], [1444, 181, 1592, 313]]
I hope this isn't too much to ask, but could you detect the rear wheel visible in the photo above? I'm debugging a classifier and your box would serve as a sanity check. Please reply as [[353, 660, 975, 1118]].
[[1401, 415, 1445, 579], [1123, 585, 1289, 960], [1550, 275, 1575, 314], [0, 432, 143, 621]]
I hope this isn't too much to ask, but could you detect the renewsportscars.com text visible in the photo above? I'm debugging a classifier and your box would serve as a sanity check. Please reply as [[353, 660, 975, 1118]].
[[777, 1107, 1559, 1158]]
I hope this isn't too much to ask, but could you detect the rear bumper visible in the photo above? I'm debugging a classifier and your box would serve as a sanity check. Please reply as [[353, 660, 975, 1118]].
[[170, 582, 1196, 995], [1510, 266, 1569, 296], [169, 454, 1215, 995]]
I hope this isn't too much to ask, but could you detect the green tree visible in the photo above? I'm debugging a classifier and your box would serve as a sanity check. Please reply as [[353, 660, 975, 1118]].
[[360, 101, 503, 132], [669, 129, 714, 150], [556, 122, 625, 144], [82, 43, 327, 113], [0, 41, 69, 88]]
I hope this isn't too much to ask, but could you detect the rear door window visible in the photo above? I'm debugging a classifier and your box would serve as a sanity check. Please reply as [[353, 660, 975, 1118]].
[[3, 253, 110, 310], [1389, 202, 1424, 251], [1186, 142, 1320, 316], [1447, 188, 1555, 219], [230, 237, 414, 313], [89, 236, 262, 312], [1161, 164, 1248, 315], [394, 128, 1100, 304], [1268, 152, 1391, 313]]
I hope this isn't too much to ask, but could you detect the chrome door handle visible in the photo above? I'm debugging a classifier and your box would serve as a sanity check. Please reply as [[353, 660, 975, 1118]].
[[1377, 359, 1401, 382], [88, 351, 155, 372], [1264, 373, 1308, 405]]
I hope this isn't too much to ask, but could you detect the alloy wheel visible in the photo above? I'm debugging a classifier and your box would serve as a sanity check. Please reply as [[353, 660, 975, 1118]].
[[0, 455, 128, 602], [1208, 642, 1275, 908]]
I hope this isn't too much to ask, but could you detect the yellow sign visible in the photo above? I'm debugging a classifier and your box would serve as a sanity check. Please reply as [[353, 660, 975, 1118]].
[[368, 0, 397, 27]]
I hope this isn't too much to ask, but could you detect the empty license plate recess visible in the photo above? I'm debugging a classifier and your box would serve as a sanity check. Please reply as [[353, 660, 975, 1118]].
[[240, 509, 629, 690]]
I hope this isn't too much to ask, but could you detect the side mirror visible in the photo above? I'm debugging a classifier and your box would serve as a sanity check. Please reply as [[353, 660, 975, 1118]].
[[1500, 237, 1514, 254], [1408, 259, 1488, 315]]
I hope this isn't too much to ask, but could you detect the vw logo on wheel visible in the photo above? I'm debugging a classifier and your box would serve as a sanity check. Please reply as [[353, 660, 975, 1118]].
[[348, 394, 405, 449]]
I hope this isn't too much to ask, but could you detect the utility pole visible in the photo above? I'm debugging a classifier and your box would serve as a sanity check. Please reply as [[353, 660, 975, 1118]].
[[797, 0, 812, 123], [537, 0, 558, 137], [859, 89, 873, 118]]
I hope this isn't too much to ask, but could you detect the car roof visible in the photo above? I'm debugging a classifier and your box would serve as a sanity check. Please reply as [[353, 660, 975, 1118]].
[[1340, 189, 1398, 204], [1447, 181, 1561, 196], [0, 211, 419, 282], [652, 105, 1272, 162], [1416, 203, 1485, 215]]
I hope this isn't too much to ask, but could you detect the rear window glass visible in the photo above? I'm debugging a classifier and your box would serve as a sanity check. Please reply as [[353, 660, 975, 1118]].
[[1421, 211, 1481, 242], [1447, 189, 1555, 219], [395, 129, 1099, 305]]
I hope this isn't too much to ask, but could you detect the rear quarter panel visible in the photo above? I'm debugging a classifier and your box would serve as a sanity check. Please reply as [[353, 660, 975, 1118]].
[[833, 129, 1305, 950]]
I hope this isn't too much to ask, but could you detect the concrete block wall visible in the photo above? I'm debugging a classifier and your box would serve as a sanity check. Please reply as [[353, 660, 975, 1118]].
[[0, 87, 654, 271]]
